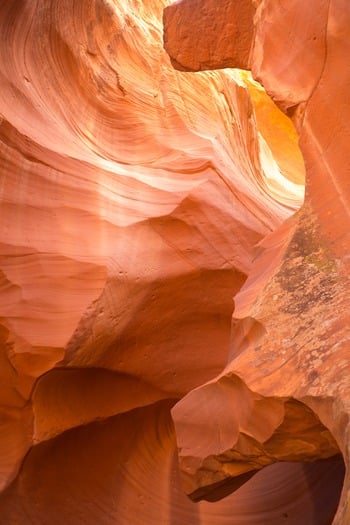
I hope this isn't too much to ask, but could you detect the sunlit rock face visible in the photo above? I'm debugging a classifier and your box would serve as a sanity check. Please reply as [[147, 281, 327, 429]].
[[164, 1, 350, 524], [0, 0, 324, 523]]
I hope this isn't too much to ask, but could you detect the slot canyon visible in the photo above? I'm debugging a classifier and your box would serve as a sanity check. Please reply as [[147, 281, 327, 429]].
[[0, 0, 349, 523]]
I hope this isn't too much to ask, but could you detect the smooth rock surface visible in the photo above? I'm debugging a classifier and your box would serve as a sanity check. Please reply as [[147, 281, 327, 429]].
[[0, 0, 291, 496]]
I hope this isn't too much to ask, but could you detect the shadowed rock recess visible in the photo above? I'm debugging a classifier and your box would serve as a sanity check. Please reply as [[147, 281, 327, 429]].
[[0, 0, 347, 523]]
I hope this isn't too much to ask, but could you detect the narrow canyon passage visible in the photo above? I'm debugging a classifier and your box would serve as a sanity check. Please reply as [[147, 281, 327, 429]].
[[0, 0, 349, 523]]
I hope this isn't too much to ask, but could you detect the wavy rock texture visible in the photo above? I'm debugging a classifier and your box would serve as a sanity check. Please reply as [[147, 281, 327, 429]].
[[164, 0, 350, 524], [0, 0, 334, 523]]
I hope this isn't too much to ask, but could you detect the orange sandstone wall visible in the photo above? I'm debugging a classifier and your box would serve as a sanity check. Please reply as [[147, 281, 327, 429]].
[[164, 1, 350, 524], [1, 0, 341, 524]]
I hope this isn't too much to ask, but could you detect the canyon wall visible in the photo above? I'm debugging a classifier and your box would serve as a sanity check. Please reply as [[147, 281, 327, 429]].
[[0, 0, 346, 523], [164, 0, 350, 524]]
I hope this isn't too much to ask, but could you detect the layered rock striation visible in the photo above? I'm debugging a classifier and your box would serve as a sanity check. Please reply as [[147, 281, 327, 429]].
[[1, 0, 345, 523]]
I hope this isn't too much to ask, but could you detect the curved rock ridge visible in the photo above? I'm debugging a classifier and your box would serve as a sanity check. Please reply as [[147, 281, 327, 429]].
[[164, 1, 350, 523], [172, 375, 340, 501], [0, 0, 306, 517], [0, 400, 344, 525]]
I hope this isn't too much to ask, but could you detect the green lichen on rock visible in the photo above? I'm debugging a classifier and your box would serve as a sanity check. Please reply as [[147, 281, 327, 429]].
[[304, 247, 337, 274], [275, 208, 338, 315]]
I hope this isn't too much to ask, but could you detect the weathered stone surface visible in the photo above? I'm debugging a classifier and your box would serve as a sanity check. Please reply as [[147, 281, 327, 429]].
[[163, 0, 255, 72], [165, 0, 350, 523]]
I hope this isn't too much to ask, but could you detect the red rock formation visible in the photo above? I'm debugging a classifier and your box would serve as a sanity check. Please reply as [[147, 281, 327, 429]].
[[164, 1, 350, 524], [0, 0, 274, 496], [3, 0, 344, 523]]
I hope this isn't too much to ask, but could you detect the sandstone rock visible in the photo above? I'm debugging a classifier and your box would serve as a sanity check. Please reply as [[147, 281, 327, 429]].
[[2, 0, 341, 523], [0, 400, 345, 524], [0, 0, 283, 496], [164, 0, 350, 523], [163, 0, 255, 72]]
